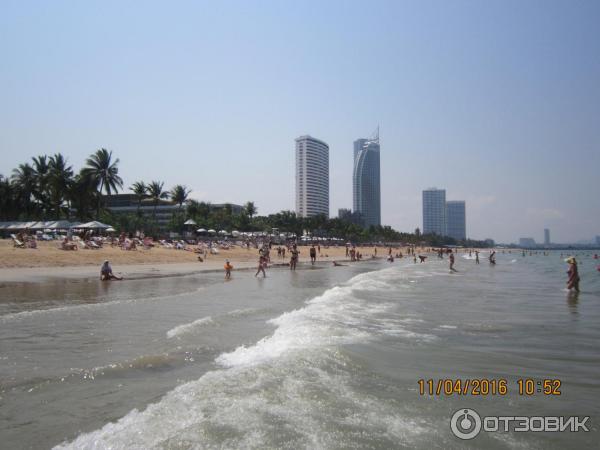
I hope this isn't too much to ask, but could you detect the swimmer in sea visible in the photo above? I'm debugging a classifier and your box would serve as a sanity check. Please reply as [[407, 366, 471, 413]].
[[418, 255, 427, 263]]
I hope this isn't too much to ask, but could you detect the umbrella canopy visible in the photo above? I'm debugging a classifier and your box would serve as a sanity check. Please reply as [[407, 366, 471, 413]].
[[183, 219, 197, 226], [196, 228, 207, 233], [207, 229, 216, 234], [218, 230, 228, 235], [105, 227, 116, 233], [47, 220, 80, 230], [78, 221, 111, 229]]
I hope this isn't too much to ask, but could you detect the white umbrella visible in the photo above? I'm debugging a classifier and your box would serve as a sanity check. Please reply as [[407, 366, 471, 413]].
[[184, 219, 197, 226], [196, 228, 207, 233], [218, 230, 228, 235], [105, 227, 116, 233], [207, 229, 216, 234], [78, 221, 111, 229]]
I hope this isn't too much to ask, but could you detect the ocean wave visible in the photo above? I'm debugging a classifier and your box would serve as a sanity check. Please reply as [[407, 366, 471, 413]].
[[166, 316, 214, 339]]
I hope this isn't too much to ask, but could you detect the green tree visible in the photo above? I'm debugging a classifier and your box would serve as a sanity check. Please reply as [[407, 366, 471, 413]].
[[130, 181, 148, 216], [244, 201, 257, 219], [32, 155, 51, 216], [147, 180, 169, 221], [11, 163, 37, 219], [170, 184, 191, 209], [48, 153, 73, 219], [82, 148, 123, 217]]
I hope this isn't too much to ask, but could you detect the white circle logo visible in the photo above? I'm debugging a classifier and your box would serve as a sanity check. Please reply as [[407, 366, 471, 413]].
[[450, 408, 482, 440]]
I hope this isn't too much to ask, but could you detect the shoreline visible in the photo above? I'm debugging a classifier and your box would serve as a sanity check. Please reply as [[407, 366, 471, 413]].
[[0, 258, 372, 284]]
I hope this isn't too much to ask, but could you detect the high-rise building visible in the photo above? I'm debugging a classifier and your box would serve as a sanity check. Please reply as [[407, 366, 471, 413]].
[[353, 130, 381, 227], [422, 188, 447, 236], [295, 135, 329, 218], [544, 228, 550, 245], [519, 237, 536, 247], [446, 201, 466, 241]]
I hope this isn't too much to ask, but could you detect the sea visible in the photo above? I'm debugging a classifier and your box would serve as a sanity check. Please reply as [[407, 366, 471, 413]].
[[1, 251, 599, 449]]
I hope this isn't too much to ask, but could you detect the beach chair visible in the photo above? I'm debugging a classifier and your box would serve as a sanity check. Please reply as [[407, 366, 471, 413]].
[[12, 237, 26, 248]]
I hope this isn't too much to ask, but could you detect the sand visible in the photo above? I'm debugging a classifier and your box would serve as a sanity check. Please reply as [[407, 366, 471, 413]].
[[0, 239, 422, 283]]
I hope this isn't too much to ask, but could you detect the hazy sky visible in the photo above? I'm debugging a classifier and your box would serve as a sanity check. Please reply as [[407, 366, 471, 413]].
[[1, 0, 599, 243]]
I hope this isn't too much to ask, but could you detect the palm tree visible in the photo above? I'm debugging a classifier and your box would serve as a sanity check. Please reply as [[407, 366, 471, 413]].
[[0, 174, 18, 220], [68, 170, 98, 221], [32, 155, 50, 216], [82, 148, 123, 217], [170, 184, 191, 209], [130, 181, 148, 216], [12, 163, 37, 218], [244, 201, 257, 219], [147, 181, 169, 220], [48, 153, 73, 219]]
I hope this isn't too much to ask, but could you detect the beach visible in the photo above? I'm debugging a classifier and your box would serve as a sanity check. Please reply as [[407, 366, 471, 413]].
[[0, 239, 425, 282]]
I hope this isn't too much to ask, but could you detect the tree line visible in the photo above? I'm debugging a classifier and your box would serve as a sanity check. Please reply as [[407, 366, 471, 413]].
[[1, 150, 490, 246]]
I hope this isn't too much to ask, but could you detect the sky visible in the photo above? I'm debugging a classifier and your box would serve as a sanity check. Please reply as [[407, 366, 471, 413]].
[[1, 0, 599, 243]]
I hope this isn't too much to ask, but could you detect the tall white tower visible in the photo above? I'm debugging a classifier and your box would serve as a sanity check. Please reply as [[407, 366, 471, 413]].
[[295, 135, 329, 218]]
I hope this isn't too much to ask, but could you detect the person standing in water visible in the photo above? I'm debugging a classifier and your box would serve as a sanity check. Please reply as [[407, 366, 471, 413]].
[[224, 259, 233, 279], [449, 251, 457, 272], [566, 257, 580, 292], [489, 251, 496, 265], [255, 255, 267, 277], [290, 244, 299, 270], [309, 245, 317, 265], [475, 250, 480, 264]]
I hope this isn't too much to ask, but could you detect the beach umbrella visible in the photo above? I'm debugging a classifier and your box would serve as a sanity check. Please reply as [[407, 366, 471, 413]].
[[218, 230, 228, 235], [207, 229, 216, 234], [78, 221, 111, 229], [105, 227, 116, 233], [231, 230, 240, 237], [196, 228, 207, 233], [184, 219, 197, 226]]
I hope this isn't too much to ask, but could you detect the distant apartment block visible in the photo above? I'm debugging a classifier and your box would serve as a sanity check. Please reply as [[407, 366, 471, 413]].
[[353, 131, 381, 227], [446, 201, 466, 241], [295, 135, 329, 218], [519, 237, 536, 247], [422, 188, 447, 235]]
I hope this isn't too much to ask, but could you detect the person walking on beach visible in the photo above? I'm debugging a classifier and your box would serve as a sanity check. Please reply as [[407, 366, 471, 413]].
[[489, 251, 496, 265], [309, 245, 317, 265], [224, 259, 233, 279], [566, 257, 580, 292], [255, 255, 267, 277], [100, 260, 122, 281], [290, 244, 299, 270]]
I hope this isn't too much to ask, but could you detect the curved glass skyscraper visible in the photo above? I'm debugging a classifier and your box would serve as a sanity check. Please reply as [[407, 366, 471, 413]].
[[353, 132, 381, 227]]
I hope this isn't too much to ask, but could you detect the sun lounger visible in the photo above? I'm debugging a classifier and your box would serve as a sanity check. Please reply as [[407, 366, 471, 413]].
[[12, 237, 26, 248]]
